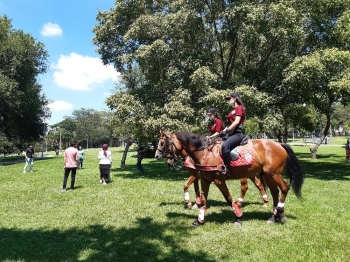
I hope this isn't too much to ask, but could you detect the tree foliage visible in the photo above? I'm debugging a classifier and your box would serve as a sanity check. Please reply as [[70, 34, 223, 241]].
[[283, 48, 350, 157], [93, 0, 350, 157], [0, 15, 49, 142]]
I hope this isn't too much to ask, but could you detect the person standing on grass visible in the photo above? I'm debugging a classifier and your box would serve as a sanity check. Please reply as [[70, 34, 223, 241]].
[[345, 139, 350, 162], [23, 144, 34, 173], [62, 141, 79, 192], [78, 146, 85, 169], [98, 144, 112, 185], [137, 145, 145, 173]]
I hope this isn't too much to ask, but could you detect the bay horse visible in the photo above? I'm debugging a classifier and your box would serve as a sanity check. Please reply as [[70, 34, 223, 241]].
[[155, 131, 304, 227], [160, 139, 269, 209]]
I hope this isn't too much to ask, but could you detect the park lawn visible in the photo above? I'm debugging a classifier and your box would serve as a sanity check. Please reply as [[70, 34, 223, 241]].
[[0, 144, 349, 262]]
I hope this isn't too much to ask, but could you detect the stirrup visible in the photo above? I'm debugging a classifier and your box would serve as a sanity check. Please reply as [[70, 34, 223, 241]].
[[220, 165, 230, 177], [220, 165, 227, 174]]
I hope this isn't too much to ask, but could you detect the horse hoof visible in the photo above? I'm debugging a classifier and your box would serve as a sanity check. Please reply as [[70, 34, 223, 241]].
[[192, 220, 204, 227], [266, 215, 276, 224], [235, 201, 243, 208], [186, 202, 192, 209], [278, 214, 287, 224], [191, 203, 199, 210], [233, 221, 242, 227], [262, 202, 268, 208]]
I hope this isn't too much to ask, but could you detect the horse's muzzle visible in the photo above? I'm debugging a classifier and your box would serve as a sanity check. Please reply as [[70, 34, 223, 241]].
[[155, 154, 163, 160]]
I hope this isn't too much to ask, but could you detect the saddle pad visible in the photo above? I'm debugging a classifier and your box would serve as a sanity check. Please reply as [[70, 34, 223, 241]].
[[230, 141, 255, 167], [183, 161, 196, 169]]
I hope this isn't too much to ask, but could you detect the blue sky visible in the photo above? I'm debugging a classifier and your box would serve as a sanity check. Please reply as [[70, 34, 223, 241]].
[[0, 0, 119, 125]]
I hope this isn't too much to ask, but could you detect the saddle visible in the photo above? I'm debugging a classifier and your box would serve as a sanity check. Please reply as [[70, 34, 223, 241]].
[[194, 136, 255, 172], [228, 138, 255, 167]]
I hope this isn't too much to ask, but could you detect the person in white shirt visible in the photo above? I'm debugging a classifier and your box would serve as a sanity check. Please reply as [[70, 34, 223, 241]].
[[98, 144, 112, 185]]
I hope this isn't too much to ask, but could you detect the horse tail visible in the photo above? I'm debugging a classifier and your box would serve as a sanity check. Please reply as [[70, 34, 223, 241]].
[[280, 143, 304, 198]]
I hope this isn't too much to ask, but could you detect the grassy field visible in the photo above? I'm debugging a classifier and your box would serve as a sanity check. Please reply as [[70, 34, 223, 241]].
[[0, 141, 349, 262]]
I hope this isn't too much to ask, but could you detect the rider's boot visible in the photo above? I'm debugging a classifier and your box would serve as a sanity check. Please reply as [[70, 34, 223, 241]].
[[223, 152, 231, 177]]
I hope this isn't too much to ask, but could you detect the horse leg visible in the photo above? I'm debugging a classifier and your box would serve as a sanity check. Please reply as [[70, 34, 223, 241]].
[[236, 176, 268, 208], [216, 179, 243, 226], [184, 172, 198, 209], [250, 176, 269, 207], [190, 175, 201, 209], [235, 178, 249, 208], [264, 174, 290, 224], [192, 177, 211, 227]]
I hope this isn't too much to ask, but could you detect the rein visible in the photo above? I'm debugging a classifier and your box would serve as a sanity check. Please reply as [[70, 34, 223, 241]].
[[157, 133, 219, 163]]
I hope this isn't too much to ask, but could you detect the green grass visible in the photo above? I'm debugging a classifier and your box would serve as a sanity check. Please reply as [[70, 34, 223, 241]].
[[0, 144, 350, 261]]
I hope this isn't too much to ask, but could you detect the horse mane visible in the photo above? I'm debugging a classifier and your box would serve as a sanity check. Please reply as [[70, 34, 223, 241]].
[[174, 131, 206, 149]]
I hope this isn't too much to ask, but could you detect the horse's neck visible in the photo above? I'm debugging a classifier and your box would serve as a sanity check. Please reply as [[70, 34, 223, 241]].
[[174, 142, 202, 163], [186, 145, 222, 165], [179, 145, 204, 164]]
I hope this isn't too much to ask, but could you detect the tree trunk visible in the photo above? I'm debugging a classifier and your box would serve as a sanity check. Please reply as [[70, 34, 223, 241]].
[[309, 145, 318, 159], [309, 114, 331, 159]]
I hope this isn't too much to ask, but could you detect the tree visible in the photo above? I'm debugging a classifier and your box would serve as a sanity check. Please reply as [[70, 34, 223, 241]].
[[0, 15, 49, 142], [93, 0, 350, 154], [50, 118, 77, 149], [106, 88, 195, 148], [72, 109, 111, 148], [283, 48, 350, 158]]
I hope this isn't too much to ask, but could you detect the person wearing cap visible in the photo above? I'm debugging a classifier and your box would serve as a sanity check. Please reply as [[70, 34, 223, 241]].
[[219, 92, 246, 173], [206, 108, 224, 139]]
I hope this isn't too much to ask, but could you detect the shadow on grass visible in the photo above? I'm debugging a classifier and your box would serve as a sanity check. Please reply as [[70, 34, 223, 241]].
[[293, 152, 350, 181], [166, 206, 297, 225], [116, 153, 350, 184], [0, 217, 216, 262], [114, 160, 191, 182]]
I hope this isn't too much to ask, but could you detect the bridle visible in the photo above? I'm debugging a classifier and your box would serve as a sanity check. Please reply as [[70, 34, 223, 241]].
[[156, 133, 181, 160]]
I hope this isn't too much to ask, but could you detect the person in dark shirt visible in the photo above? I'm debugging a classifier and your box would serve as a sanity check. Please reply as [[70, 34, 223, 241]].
[[23, 144, 34, 173], [137, 145, 145, 173], [345, 139, 350, 162]]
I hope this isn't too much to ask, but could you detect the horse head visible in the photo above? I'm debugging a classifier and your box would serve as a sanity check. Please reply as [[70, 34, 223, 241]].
[[155, 130, 171, 160], [155, 130, 184, 161]]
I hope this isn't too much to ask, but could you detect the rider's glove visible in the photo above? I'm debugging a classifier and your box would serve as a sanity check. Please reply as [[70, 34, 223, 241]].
[[219, 130, 227, 137]]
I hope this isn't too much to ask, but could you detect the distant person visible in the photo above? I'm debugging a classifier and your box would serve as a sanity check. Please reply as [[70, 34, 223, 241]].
[[23, 144, 34, 173], [346, 139, 350, 163], [137, 145, 145, 173], [62, 141, 79, 192], [78, 146, 85, 169], [98, 144, 112, 185]]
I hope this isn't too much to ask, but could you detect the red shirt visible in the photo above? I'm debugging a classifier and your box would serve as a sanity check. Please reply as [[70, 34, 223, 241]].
[[210, 118, 224, 135], [227, 105, 245, 125]]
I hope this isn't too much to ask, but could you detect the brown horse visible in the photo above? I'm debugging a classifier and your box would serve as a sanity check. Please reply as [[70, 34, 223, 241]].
[[155, 131, 304, 227], [160, 140, 269, 209]]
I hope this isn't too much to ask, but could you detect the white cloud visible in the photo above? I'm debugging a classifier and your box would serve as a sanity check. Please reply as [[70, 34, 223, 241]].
[[48, 100, 73, 111], [41, 22, 63, 37], [52, 53, 119, 91]]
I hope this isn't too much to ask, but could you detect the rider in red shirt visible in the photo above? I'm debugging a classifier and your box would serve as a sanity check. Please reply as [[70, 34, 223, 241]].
[[206, 108, 224, 139], [219, 92, 246, 172]]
